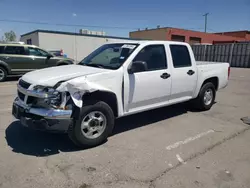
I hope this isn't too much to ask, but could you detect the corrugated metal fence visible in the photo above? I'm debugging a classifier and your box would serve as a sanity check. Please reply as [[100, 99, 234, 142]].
[[192, 42, 250, 68]]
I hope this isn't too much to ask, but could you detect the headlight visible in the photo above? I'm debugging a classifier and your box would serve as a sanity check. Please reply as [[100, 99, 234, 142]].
[[33, 85, 56, 94], [44, 94, 62, 107], [33, 85, 62, 107]]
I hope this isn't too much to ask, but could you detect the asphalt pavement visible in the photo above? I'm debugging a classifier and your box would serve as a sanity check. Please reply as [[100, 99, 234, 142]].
[[0, 68, 250, 188]]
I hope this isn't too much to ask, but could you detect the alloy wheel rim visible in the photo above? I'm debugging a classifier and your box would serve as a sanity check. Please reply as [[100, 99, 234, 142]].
[[204, 88, 213, 105], [81, 111, 107, 139]]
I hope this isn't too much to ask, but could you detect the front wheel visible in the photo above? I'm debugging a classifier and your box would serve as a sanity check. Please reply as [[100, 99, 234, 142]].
[[193, 82, 216, 111], [68, 100, 115, 148], [0, 67, 7, 82]]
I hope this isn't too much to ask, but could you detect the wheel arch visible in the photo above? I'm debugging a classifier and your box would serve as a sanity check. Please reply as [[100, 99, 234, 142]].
[[201, 77, 219, 90], [0, 61, 11, 74], [194, 76, 219, 98], [82, 90, 119, 117]]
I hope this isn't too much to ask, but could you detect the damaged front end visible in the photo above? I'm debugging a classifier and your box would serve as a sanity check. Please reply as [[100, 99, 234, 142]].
[[13, 79, 74, 132], [12, 76, 105, 132]]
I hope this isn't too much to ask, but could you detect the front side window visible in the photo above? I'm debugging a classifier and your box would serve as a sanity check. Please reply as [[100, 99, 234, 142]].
[[133, 45, 167, 71], [79, 43, 138, 69], [28, 47, 49, 57], [170, 45, 192, 68], [4, 46, 25, 55]]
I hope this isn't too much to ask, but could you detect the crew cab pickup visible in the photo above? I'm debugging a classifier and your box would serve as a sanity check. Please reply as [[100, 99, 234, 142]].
[[12, 41, 230, 147]]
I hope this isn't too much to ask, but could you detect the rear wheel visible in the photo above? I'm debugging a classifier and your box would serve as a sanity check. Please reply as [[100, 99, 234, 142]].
[[193, 82, 216, 111], [68, 100, 115, 148], [0, 67, 7, 82]]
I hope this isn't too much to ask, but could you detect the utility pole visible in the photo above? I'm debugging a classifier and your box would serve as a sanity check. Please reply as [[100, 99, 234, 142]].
[[203, 13, 209, 33]]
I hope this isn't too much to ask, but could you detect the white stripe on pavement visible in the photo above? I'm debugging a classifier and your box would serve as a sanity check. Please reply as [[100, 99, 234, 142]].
[[176, 154, 186, 164], [166, 129, 215, 151]]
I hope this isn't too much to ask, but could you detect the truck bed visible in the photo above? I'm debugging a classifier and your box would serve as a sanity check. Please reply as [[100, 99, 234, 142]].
[[196, 61, 229, 65]]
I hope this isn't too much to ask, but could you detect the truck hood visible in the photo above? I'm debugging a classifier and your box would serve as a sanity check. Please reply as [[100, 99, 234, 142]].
[[21, 65, 109, 86]]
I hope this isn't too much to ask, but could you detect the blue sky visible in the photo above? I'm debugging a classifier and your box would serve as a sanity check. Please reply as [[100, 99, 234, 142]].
[[0, 0, 249, 38]]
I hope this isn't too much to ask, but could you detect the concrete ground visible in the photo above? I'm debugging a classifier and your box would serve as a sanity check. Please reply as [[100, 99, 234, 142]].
[[0, 68, 249, 188]]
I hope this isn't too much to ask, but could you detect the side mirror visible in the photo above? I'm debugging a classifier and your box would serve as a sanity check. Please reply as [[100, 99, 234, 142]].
[[128, 61, 147, 74], [47, 54, 53, 59]]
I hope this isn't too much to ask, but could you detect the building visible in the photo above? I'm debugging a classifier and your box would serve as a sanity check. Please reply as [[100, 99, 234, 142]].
[[79, 29, 106, 36], [215, 30, 250, 41], [130, 27, 247, 44], [20, 30, 135, 61]]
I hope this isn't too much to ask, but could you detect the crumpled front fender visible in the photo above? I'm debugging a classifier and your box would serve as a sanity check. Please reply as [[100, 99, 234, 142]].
[[57, 76, 112, 108]]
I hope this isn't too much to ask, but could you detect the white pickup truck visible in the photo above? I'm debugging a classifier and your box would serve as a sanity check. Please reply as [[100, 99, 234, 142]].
[[12, 41, 230, 147]]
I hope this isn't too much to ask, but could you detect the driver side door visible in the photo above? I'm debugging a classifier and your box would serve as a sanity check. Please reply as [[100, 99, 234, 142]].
[[124, 44, 172, 113]]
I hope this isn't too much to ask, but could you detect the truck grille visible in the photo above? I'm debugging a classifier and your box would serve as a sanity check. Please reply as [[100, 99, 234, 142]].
[[19, 79, 31, 89], [27, 96, 36, 104], [18, 91, 25, 101]]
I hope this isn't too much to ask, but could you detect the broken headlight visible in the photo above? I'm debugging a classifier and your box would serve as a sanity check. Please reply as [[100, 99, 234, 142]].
[[33, 85, 62, 108]]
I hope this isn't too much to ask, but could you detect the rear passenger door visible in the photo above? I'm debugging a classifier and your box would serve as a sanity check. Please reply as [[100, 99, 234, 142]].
[[169, 44, 198, 102], [0, 46, 34, 74]]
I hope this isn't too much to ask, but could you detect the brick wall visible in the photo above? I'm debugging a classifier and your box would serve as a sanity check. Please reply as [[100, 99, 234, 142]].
[[216, 31, 250, 40], [130, 27, 247, 44], [130, 28, 168, 40], [166, 28, 245, 44]]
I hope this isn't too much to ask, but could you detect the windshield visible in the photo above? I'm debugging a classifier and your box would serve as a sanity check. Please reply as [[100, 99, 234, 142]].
[[79, 43, 138, 69]]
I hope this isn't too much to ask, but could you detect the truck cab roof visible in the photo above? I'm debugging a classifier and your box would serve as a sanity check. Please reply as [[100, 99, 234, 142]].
[[113, 40, 190, 46]]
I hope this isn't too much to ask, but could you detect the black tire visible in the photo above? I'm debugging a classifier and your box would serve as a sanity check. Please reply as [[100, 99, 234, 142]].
[[0, 67, 7, 82], [193, 82, 216, 111], [68, 100, 115, 148]]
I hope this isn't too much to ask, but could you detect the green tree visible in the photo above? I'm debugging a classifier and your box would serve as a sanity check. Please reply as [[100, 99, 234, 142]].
[[3, 30, 17, 42]]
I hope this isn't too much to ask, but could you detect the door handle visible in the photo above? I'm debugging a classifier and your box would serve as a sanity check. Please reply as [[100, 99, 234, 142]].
[[160, 72, 171, 79], [187, 70, 195, 75], [3, 56, 9, 60]]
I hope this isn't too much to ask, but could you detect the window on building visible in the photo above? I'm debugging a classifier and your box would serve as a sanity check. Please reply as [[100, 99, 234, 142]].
[[28, 47, 49, 57], [4, 46, 25, 55], [0, 46, 5, 54], [171, 35, 185, 42], [189, 37, 201, 44], [170, 45, 192, 68], [26, 39, 32, 45], [133, 45, 167, 71]]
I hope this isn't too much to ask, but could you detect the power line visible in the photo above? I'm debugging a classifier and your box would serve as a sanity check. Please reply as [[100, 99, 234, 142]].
[[0, 19, 137, 30]]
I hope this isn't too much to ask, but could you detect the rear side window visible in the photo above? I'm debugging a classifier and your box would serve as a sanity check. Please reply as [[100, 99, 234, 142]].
[[0, 46, 5, 54], [170, 45, 192, 68], [4, 46, 25, 55], [133, 45, 167, 71]]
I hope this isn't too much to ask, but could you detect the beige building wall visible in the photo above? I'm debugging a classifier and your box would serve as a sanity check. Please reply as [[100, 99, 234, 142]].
[[130, 28, 168, 40], [20, 32, 39, 46], [21, 31, 133, 62]]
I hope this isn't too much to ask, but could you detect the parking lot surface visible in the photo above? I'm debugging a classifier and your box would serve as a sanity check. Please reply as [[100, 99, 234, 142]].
[[0, 68, 250, 188]]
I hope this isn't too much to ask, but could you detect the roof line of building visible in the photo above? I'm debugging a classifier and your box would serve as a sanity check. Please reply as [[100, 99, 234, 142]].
[[215, 30, 250, 34], [21, 29, 141, 40], [130, 27, 216, 35], [130, 27, 250, 35]]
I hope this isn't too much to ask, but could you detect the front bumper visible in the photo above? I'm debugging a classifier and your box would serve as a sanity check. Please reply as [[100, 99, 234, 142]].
[[12, 98, 72, 132]]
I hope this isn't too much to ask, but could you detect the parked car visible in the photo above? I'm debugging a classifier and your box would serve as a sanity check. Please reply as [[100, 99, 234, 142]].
[[0, 43, 74, 81], [48, 49, 66, 57], [12, 41, 230, 147], [48, 49, 75, 62]]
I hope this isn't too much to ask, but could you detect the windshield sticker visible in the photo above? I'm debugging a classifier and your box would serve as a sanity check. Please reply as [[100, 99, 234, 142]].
[[121, 44, 136, 49]]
